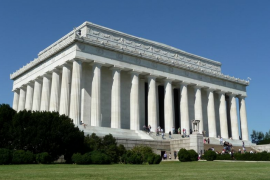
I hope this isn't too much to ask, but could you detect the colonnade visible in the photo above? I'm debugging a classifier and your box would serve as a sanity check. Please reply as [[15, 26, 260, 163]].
[[12, 60, 249, 140]]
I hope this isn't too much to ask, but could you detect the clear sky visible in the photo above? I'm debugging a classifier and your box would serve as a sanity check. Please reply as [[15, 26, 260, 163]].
[[0, 0, 269, 136]]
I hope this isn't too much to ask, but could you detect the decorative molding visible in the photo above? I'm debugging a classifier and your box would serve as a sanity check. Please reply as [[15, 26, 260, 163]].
[[10, 21, 249, 86]]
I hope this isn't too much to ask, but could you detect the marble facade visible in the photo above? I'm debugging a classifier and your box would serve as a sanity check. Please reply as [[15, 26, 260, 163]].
[[10, 22, 250, 140]]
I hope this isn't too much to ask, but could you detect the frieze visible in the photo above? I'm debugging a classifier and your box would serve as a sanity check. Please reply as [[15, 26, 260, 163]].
[[10, 21, 249, 87]]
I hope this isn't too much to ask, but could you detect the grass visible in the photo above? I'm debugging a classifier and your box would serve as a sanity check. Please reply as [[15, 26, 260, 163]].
[[0, 161, 270, 180]]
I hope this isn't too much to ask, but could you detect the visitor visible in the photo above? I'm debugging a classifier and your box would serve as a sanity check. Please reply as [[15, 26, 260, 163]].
[[242, 141, 245, 148], [169, 153, 171, 160], [169, 131, 172, 139], [174, 151, 177, 159], [156, 128, 159, 136], [143, 125, 146, 132], [212, 147, 215, 151], [231, 150, 234, 160], [183, 128, 186, 137], [190, 128, 192, 134], [238, 149, 241, 154], [207, 138, 210, 144], [162, 132, 164, 139], [220, 137, 223, 145], [172, 127, 175, 134], [148, 125, 151, 134], [163, 152, 167, 160], [178, 127, 181, 134], [198, 153, 201, 160]]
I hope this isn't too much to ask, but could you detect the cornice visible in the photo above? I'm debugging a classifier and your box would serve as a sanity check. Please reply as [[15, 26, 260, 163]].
[[84, 21, 222, 66], [10, 21, 250, 86]]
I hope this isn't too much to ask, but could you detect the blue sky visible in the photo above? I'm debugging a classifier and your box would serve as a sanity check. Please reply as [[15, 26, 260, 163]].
[[0, 0, 269, 135]]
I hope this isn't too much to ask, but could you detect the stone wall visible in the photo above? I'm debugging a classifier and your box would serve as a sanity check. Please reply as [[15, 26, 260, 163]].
[[116, 138, 170, 155]]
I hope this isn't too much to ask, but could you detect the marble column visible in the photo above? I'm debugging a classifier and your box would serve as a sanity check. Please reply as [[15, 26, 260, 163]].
[[130, 71, 140, 130], [194, 85, 203, 133], [59, 64, 71, 116], [111, 67, 121, 128], [207, 89, 217, 138], [147, 75, 157, 132], [229, 94, 239, 140], [164, 79, 174, 133], [32, 79, 42, 111], [218, 92, 229, 138], [239, 96, 249, 141], [12, 89, 20, 111], [180, 82, 190, 135], [70, 60, 82, 126], [25, 83, 34, 111], [91, 63, 102, 126], [40, 75, 51, 111], [49, 70, 61, 112], [18, 87, 26, 112]]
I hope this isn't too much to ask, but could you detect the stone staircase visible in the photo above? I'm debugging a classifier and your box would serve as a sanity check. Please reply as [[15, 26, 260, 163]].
[[148, 132, 184, 141], [78, 125, 153, 140], [203, 137, 256, 147]]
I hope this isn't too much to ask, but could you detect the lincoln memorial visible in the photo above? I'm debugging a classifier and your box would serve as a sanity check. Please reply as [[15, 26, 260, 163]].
[[10, 21, 250, 141]]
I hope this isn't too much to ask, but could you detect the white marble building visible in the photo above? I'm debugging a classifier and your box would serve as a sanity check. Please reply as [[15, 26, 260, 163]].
[[10, 21, 250, 140]]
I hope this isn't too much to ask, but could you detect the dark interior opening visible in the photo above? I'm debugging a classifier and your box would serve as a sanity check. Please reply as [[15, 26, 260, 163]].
[[144, 82, 148, 126], [158, 86, 164, 130], [225, 95, 232, 138], [174, 88, 180, 133]]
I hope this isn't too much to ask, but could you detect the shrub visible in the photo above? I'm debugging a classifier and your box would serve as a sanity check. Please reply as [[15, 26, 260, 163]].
[[0, 148, 12, 164], [216, 154, 231, 160], [147, 154, 155, 164], [178, 148, 191, 162], [131, 146, 153, 163], [188, 149, 198, 161], [122, 150, 144, 164], [72, 153, 83, 164], [234, 151, 270, 161], [36, 152, 52, 164], [82, 152, 92, 164], [12, 150, 34, 164], [153, 154, 162, 164], [91, 151, 111, 164], [204, 150, 217, 161]]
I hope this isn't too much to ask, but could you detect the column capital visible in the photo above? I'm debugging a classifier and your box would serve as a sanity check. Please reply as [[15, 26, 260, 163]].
[[12, 88, 20, 93], [216, 90, 227, 95], [91, 61, 104, 68], [71, 58, 83, 64], [194, 84, 204, 89], [180, 81, 189, 86], [51, 68, 61, 74], [227, 93, 237, 97], [164, 78, 174, 83], [26, 81, 35, 87], [206, 88, 216, 92], [238, 95, 247, 99], [34, 76, 43, 83], [110, 65, 123, 72], [60, 62, 72, 69], [147, 74, 158, 80], [129, 70, 141, 75], [20, 84, 27, 90], [42, 72, 52, 79]]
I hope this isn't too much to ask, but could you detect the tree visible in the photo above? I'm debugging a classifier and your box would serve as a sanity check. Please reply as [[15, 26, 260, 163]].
[[11, 110, 85, 162], [0, 104, 16, 148], [250, 130, 265, 143]]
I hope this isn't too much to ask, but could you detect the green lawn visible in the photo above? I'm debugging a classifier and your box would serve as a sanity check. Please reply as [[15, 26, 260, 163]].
[[0, 161, 270, 180]]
